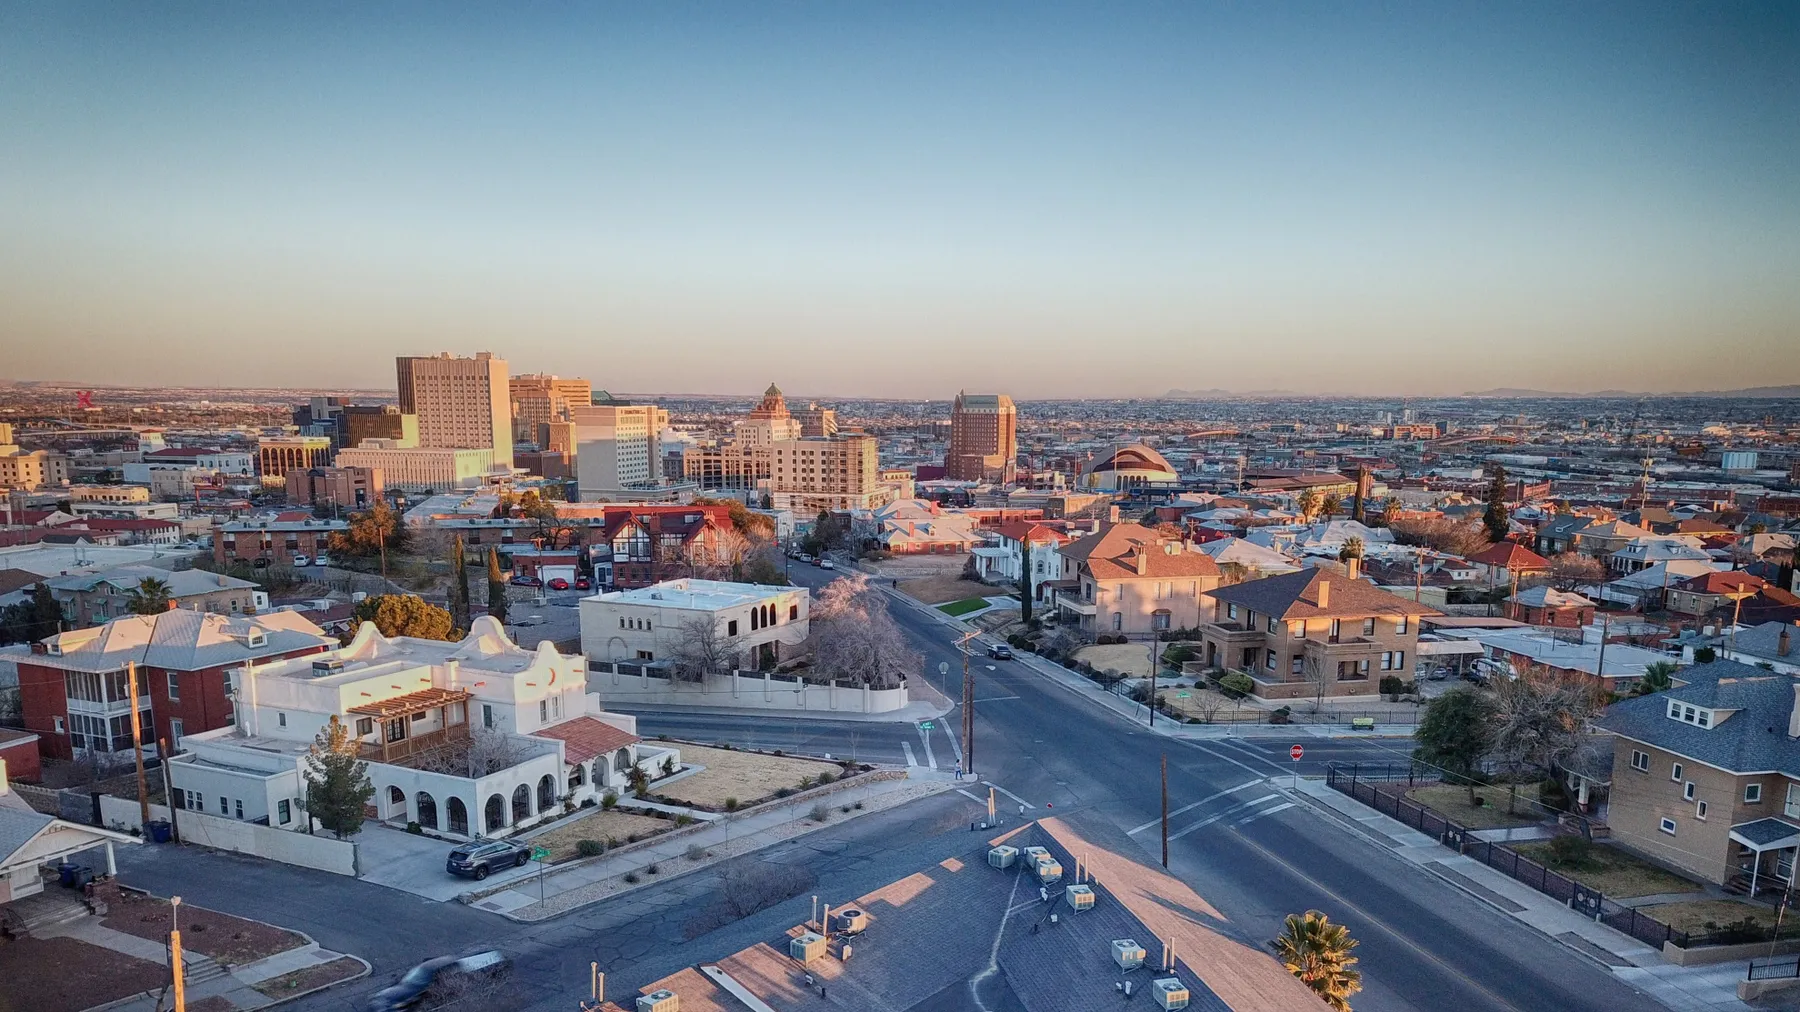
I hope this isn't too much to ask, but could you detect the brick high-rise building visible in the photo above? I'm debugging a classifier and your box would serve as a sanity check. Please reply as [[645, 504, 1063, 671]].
[[946, 391, 1017, 482], [396, 352, 513, 470], [509, 374, 592, 443]]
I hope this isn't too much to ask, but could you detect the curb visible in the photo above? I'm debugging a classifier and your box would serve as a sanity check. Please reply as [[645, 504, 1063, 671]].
[[247, 954, 373, 1010]]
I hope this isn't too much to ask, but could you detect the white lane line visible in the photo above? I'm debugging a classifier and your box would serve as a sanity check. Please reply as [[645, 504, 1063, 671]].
[[943, 725, 965, 768], [1168, 794, 1281, 841], [917, 725, 939, 769], [984, 782, 1034, 809], [902, 741, 919, 767], [1237, 802, 1296, 826], [974, 695, 1020, 702], [956, 789, 984, 803], [1126, 779, 1261, 836]]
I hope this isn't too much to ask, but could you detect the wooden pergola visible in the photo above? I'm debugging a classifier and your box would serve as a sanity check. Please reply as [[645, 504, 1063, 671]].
[[350, 687, 473, 763]]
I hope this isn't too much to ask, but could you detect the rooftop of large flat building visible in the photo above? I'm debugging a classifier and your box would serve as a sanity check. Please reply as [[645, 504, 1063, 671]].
[[588, 579, 802, 612]]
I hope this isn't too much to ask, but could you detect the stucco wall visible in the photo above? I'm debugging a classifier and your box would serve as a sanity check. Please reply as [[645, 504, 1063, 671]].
[[586, 664, 909, 714]]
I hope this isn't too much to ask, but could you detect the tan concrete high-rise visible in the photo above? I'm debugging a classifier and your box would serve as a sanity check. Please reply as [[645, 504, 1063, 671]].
[[771, 432, 891, 514], [798, 402, 838, 439], [509, 374, 592, 443], [947, 391, 1017, 482], [395, 352, 512, 470]]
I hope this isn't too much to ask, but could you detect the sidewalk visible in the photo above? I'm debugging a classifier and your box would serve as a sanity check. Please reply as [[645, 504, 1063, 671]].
[[468, 773, 946, 921], [1288, 776, 1755, 1011]]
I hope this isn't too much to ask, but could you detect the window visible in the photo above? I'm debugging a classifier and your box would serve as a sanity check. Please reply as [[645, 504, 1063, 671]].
[[1671, 762, 1683, 782], [1288, 621, 1304, 638], [1659, 817, 1677, 835], [1328, 619, 1342, 641], [1746, 783, 1763, 804], [234, 799, 244, 820], [356, 717, 373, 736], [1267, 616, 1279, 634], [1696, 800, 1708, 820], [1112, 613, 1122, 632], [220, 796, 228, 815], [53, 716, 65, 734], [539, 700, 549, 722], [1683, 781, 1696, 802], [166, 671, 180, 700], [482, 705, 494, 729], [169, 718, 183, 747], [1227, 604, 1240, 621], [1631, 750, 1649, 772], [278, 799, 292, 825], [277, 712, 287, 728], [789, 605, 798, 621], [1153, 610, 1171, 631], [1396, 616, 1409, 635], [1265, 649, 1277, 671], [411, 711, 426, 723], [728, 620, 739, 636], [1291, 655, 1304, 676], [386, 720, 407, 743]]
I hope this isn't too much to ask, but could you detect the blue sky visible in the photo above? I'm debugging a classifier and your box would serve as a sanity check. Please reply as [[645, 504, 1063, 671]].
[[2, 3, 1795, 396]]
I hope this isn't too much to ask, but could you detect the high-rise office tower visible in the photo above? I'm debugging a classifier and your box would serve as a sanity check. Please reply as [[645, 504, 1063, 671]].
[[798, 401, 838, 439], [509, 374, 592, 443], [395, 352, 512, 470], [571, 402, 663, 499], [946, 391, 1017, 482]]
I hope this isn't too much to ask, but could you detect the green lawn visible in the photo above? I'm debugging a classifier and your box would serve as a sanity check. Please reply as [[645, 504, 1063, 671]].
[[937, 597, 989, 616], [1513, 841, 1703, 899]]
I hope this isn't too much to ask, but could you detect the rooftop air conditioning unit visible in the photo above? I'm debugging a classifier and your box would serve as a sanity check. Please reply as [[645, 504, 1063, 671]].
[[987, 845, 1018, 869], [311, 658, 344, 675], [1035, 858, 1063, 884], [1021, 846, 1049, 862], [790, 931, 827, 963], [1152, 978, 1190, 1010], [1112, 939, 1146, 970], [833, 908, 870, 934], [1065, 884, 1095, 911], [636, 990, 679, 1012]]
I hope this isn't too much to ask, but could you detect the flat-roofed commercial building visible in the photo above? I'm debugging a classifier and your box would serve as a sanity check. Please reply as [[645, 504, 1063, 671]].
[[397, 351, 512, 470], [770, 433, 891, 514]]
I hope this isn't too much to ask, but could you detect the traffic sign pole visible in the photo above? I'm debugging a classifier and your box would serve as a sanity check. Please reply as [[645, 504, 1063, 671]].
[[1290, 744, 1304, 789]]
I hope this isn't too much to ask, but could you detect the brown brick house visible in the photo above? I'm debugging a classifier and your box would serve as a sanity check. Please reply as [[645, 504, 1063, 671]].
[[1198, 565, 1437, 700], [1050, 524, 1221, 637]]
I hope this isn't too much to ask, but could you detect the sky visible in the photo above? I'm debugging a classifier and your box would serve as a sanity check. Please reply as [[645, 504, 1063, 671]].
[[2, 3, 1797, 398]]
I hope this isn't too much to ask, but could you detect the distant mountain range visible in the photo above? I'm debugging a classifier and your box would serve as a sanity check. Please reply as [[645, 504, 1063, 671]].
[[1164, 385, 1800, 400]]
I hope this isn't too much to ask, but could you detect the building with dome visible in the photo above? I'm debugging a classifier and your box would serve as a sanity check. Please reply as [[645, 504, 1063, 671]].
[[1081, 443, 1180, 492], [682, 383, 803, 492]]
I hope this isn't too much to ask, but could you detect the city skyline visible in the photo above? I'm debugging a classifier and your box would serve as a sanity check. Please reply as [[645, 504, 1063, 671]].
[[4, 4, 1797, 396]]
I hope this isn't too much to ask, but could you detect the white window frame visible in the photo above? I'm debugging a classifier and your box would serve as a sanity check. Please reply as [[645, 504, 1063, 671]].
[[1671, 762, 1683, 782], [1696, 800, 1708, 820], [1631, 750, 1649, 772], [1659, 817, 1677, 835], [1746, 783, 1763, 804], [1683, 781, 1696, 802], [166, 671, 180, 701]]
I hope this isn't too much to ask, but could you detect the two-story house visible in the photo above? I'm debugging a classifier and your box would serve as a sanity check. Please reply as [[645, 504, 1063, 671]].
[[1051, 525, 1221, 636], [168, 616, 677, 839], [1198, 565, 1437, 700], [1596, 660, 1800, 892], [45, 566, 267, 628]]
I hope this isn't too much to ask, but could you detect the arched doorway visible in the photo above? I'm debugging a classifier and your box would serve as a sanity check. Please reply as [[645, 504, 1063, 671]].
[[447, 797, 468, 835], [614, 748, 632, 774], [484, 794, 506, 834], [416, 792, 439, 831], [537, 774, 557, 812], [387, 785, 406, 820], [511, 784, 532, 823]]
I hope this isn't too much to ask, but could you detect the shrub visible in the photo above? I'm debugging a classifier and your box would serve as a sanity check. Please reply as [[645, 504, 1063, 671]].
[[1270, 705, 1292, 725], [601, 792, 618, 810], [626, 833, 642, 843], [646, 863, 660, 875], [774, 787, 794, 799], [661, 756, 677, 777], [1219, 672, 1255, 700], [1701, 916, 1768, 944], [577, 839, 606, 858], [841, 804, 852, 813], [724, 797, 740, 811], [1545, 835, 1591, 869], [607, 836, 619, 848], [799, 775, 815, 790], [810, 802, 830, 822], [771, 749, 784, 757], [853, 801, 864, 810], [657, 733, 670, 741], [405, 821, 423, 835], [1379, 675, 1405, 698], [818, 770, 836, 785], [675, 813, 695, 826], [623, 872, 640, 884], [686, 843, 709, 861]]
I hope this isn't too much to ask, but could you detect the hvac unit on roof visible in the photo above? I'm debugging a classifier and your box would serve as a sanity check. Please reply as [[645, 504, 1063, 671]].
[[1111, 939, 1146, 970], [635, 990, 678, 1012], [987, 845, 1018, 869], [1034, 857, 1062, 884], [789, 931, 827, 963], [1152, 977, 1190, 1010], [1065, 884, 1094, 911], [832, 907, 869, 934]]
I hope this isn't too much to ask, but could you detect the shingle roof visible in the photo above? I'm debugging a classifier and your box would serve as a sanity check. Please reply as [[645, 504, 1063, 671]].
[[1063, 525, 1220, 582], [1466, 541, 1551, 570], [1678, 571, 1767, 595], [1731, 817, 1800, 848], [1508, 585, 1593, 608], [1725, 622, 1800, 665], [1595, 661, 1800, 774], [0, 807, 55, 866], [1208, 566, 1438, 620]]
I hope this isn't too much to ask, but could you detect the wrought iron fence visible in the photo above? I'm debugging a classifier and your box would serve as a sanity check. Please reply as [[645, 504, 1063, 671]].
[[1749, 955, 1800, 981]]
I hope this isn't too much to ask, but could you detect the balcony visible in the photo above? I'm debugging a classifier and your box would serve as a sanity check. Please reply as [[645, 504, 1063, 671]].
[[361, 722, 471, 766], [68, 695, 152, 718], [1198, 620, 1262, 645]]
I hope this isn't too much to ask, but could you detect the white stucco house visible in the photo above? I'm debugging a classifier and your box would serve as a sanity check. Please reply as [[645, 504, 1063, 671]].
[[167, 617, 677, 840], [579, 579, 810, 671]]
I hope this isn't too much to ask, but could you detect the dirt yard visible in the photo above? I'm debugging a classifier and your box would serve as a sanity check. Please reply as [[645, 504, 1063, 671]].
[[1638, 897, 1779, 933], [655, 745, 845, 810], [897, 576, 1000, 605], [251, 956, 365, 1000], [98, 885, 305, 967], [0, 935, 167, 1012], [1074, 643, 1157, 678], [529, 810, 673, 862], [1160, 686, 1265, 723], [1404, 783, 1546, 830], [1513, 841, 1704, 900]]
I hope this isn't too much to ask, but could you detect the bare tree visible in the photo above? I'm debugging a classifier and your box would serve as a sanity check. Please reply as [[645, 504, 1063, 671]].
[[1542, 553, 1607, 591], [811, 573, 919, 690], [1388, 517, 1491, 557], [669, 614, 733, 682], [413, 727, 531, 778], [1304, 648, 1332, 714], [1487, 665, 1603, 814]]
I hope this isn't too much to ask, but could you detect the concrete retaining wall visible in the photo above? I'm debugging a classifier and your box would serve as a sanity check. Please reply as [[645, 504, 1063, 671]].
[[174, 809, 360, 876], [97, 794, 171, 833], [1664, 936, 1800, 967], [588, 665, 909, 714]]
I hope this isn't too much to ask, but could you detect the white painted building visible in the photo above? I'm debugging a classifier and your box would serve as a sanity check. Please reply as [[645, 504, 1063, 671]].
[[168, 617, 677, 840], [579, 579, 810, 670]]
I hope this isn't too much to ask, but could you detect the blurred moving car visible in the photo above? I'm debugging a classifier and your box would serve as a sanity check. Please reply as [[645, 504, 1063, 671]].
[[987, 643, 1014, 660], [368, 950, 511, 1011]]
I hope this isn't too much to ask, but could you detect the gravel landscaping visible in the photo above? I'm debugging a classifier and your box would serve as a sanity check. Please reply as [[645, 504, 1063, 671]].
[[251, 956, 367, 999], [654, 745, 847, 810], [0, 935, 165, 1012], [528, 810, 673, 862]]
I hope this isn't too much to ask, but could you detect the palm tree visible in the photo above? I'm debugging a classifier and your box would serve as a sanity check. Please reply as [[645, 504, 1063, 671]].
[[125, 576, 173, 615], [1634, 661, 1677, 696], [1272, 910, 1362, 1011], [1338, 536, 1365, 564]]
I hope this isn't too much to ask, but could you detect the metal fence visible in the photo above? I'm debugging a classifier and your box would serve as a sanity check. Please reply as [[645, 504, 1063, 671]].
[[1748, 955, 1800, 982], [1326, 765, 1690, 951]]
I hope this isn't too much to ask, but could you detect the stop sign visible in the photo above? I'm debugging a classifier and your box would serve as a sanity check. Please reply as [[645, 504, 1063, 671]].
[[1289, 744, 1305, 761]]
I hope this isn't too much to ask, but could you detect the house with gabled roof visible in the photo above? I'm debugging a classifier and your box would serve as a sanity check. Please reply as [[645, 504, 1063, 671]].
[[1051, 524, 1221, 637], [1464, 540, 1551, 586]]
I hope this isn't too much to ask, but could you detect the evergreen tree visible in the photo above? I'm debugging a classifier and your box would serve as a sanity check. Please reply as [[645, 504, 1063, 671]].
[[302, 716, 374, 838], [27, 583, 62, 639], [1414, 686, 1498, 804], [1483, 466, 1511, 542], [1019, 540, 1034, 624], [450, 534, 471, 630], [352, 594, 457, 641], [486, 547, 510, 625]]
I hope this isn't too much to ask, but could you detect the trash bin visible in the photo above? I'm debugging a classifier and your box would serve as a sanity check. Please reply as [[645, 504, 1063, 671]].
[[146, 820, 173, 844], [58, 863, 77, 887], [59, 864, 89, 888]]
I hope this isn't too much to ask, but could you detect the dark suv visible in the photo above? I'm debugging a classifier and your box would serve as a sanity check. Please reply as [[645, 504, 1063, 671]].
[[445, 839, 530, 880]]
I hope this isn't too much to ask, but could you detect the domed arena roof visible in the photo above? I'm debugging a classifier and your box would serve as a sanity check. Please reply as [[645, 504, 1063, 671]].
[[1088, 443, 1176, 476]]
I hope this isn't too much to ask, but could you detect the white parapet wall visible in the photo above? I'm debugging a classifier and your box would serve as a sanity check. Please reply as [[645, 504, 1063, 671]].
[[171, 809, 359, 876], [586, 662, 908, 714]]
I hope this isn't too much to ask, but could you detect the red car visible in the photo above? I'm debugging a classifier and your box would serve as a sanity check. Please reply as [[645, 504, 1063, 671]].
[[548, 577, 570, 591], [575, 576, 591, 590]]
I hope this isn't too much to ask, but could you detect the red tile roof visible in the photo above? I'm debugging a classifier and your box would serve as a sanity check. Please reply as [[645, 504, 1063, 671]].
[[534, 717, 641, 765], [1465, 541, 1551, 570], [1677, 570, 1766, 595]]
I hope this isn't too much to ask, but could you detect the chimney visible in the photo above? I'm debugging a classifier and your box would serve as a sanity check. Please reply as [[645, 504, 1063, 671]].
[[1790, 684, 1800, 739], [1346, 557, 1361, 581], [1317, 578, 1330, 609], [1782, 626, 1792, 658]]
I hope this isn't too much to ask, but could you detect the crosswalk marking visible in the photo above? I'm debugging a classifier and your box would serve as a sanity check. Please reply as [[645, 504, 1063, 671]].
[[902, 741, 919, 767], [1168, 794, 1282, 841], [1238, 802, 1295, 825], [916, 724, 938, 769], [1127, 779, 1261, 836]]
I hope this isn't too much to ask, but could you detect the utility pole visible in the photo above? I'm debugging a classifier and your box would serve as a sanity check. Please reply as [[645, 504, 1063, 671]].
[[127, 661, 150, 830], [169, 896, 188, 1012], [962, 630, 976, 777], [1160, 754, 1169, 869], [1146, 628, 1158, 728]]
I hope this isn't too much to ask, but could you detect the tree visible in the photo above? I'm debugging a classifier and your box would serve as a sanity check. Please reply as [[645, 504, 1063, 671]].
[[414, 726, 529, 778], [1544, 552, 1606, 590], [693, 496, 776, 542], [803, 510, 846, 556], [1488, 666, 1604, 814], [1297, 489, 1323, 523], [1319, 492, 1342, 519], [125, 576, 173, 616], [811, 573, 919, 689], [670, 614, 733, 682], [1388, 517, 1489, 558], [1218, 561, 1249, 587], [1483, 466, 1511, 543], [1693, 646, 1717, 664], [1414, 687, 1498, 803], [1337, 536, 1365, 564], [1370, 496, 1402, 528], [449, 534, 471, 630], [1634, 660, 1677, 696], [1219, 671, 1255, 699], [352, 594, 458, 641], [0, 583, 65, 644], [486, 548, 509, 625], [739, 550, 788, 586], [302, 716, 374, 839], [1019, 541, 1034, 624], [1272, 910, 1362, 1011], [339, 500, 403, 580], [515, 491, 575, 550]]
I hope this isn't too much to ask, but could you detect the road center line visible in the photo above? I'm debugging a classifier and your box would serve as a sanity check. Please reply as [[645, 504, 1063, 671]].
[[1126, 779, 1262, 835]]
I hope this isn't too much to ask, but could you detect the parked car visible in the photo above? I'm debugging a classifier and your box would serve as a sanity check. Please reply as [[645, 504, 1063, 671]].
[[987, 643, 1014, 660], [291, 554, 310, 567], [368, 950, 512, 1011], [547, 577, 570, 590], [445, 839, 530, 880], [574, 576, 591, 590], [512, 575, 541, 587], [313, 554, 333, 567], [819, 559, 835, 570], [797, 553, 813, 563]]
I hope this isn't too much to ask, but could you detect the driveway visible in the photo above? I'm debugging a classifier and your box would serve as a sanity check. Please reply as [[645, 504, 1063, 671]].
[[354, 821, 537, 901]]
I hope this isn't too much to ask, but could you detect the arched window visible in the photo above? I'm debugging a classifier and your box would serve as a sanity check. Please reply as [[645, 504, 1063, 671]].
[[387, 785, 405, 817], [537, 774, 557, 812], [1112, 612, 1123, 631], [568, 763, 586, 790], [484, 794, 505, 833], [416, 792, 438, 830], [614, 748, 632, 773], [447, 796, 468, 835], [512, 783, 532, 822]]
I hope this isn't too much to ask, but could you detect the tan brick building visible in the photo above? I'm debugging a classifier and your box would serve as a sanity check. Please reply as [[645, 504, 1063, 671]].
[[1051, 524, 1221, 636], [509, 373, 591, 442], [770, 433, 890, 514], [397, 351, 513, 470]]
